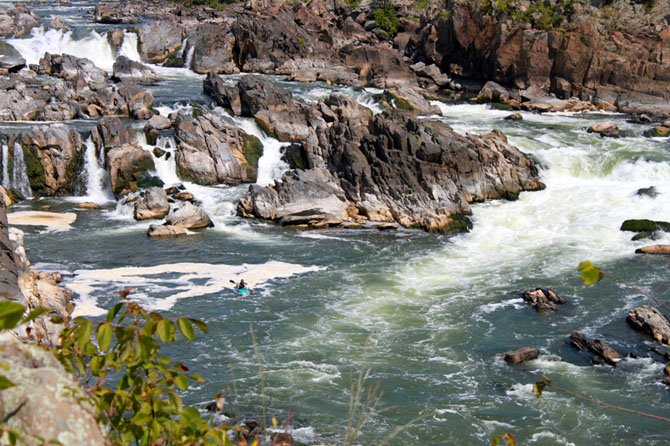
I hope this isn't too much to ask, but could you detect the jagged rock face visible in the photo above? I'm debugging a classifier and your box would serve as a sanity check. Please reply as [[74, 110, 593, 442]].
[[17, 125, 83, 197], [136, 20, 184, 64], [0, 338, 106, 445], [112, 55, 158, 84], [106, 144, 155, 196], [407, 0, 670, 114], [231, 80, 544, 232], [174, 113, 259, 185], [0, 4, 39, 37]]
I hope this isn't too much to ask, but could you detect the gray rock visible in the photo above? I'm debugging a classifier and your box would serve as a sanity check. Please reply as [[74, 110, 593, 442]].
[[105, 144, 155, 196], [92, 117, 138, 151], [112, 55, 158, 85], [165, 202, 213, 229], [136, 20, 184, 64], [0, 41, 25, 72], [133, 187, 169, 220]]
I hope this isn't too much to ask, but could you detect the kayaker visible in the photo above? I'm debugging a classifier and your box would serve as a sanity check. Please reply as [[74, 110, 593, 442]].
[[235, 279, 247, 290]]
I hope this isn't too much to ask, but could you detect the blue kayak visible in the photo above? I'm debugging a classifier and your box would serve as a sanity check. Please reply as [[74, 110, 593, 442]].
[[234, 287, 251, 295]]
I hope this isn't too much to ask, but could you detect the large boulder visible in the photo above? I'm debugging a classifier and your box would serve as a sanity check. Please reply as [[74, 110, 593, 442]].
[[135, 20, 184, 64], [0, 339, 106, 445], [165, 202, 213, 229], [112, 56, 158, 85], [0, 4, 39, 37], [174, 113, 260, 185], [18, 125, 83, 197], [133, 187, 169, 220], [0, 41, 25, 72], [105, 144, 155, 196], [627, 306, 670, 344], [587, 122, 620, 138], [116, 81, 154, 120]]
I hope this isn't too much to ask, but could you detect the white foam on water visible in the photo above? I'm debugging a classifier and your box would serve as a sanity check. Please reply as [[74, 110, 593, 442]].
[[69, 261, 325, 316], [528, 431, 577, 446], [7, 211, 76, 231]]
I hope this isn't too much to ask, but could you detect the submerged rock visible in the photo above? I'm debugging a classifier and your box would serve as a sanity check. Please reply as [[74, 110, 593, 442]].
[[147, 224, 188, 238], [627, 306, 670, 344], [521, 288, 566, 312], [569, 331, 622, 367], [504, 347, 539, 364], [635, 245, 670, 255], [636, 186, 659, 198], [621, 219, 670, 233]]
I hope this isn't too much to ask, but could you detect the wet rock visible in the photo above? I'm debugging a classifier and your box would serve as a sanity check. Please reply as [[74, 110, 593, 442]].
[[147, 224, 188, 238], [627, 306, 670, 345], [383, 86, 440, 115], [174, 113, 259, 185], [504, 347, 540, 364], [107, 28, 125, 52], [0, 41, 25, 72], [636, 186, 659, 198], [165, 202, 213, 229], [644, 126, 670, 137], [153, 147, 166, 158], [522, 288, 566, 312], [133, 187, 169, 220], [76, 202, 102, 210], [587, 122, 620, 138], [136, 20, 184, 64], [171, 191, 194, 202], [505, 113, 523, 121], [620, 219, 670, 233], [18, 125, 84, 197], [631, 231, 661, 242], [106, 144, 155, 196], [112, 55, 158, 85], [569, 331, 622, 367], [0, 186, 15, 207], [635, 245, 670, 255]]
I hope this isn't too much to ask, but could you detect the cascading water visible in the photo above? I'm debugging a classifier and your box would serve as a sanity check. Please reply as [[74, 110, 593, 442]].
[[81, 137, 113, 204], [183, 45, 195, 71], [11, 143, 32, 198], [1, 144, 9, 189]]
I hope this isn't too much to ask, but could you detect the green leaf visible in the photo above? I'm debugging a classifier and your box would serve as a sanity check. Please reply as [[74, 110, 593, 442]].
[[157, 319, 174, 343], [189, 318, 209, 334], [532, 381, 546, 398], [97, 322, 113, 352], [107, 302, 124, 322], [21, 307, 49, 324], [75, 320, 93, 348], [578, 260, 603, 286], [0, 374, 15, 390], [0, 302, 25, 330], [177, 318, 195, 341], [175, 375, 188, 391]]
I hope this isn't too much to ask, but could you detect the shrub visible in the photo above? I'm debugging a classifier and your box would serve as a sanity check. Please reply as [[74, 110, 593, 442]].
[[373, 2, 400, 37]]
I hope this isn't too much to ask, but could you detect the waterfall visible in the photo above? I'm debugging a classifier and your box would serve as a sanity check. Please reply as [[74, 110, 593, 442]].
[[82, 137, 113, 203], [1, 144, 9, 189], [151, 136, 180, 186], [7, 27, 136, 72], [12, 143, 32, 198], [183, 45, 195, 70]]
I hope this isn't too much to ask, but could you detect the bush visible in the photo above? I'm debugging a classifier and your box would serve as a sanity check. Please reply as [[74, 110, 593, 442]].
[[373, 2, 400, 37]]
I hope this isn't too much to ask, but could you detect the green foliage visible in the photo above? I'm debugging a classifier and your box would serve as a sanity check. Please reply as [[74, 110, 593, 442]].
[[577, 260, 603, 286], [55, 296, 224, 446], [487, 0, 579, 30], [242, 134, 264, 169], [532, 374, 551, 398], [373, 2, 400, 37]]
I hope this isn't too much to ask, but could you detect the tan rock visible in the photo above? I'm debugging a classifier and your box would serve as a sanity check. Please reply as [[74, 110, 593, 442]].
[[76, 202, 102, 210], [635, 245, 670, 255], [504, 347, 540, 364], [147, 224, 188, 238]]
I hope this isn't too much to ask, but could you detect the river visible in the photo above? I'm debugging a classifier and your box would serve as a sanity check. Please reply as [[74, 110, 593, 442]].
[[3, 1, 670, 444]]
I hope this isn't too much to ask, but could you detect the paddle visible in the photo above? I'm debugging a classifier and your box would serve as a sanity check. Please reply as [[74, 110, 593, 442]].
[[229, 279, 254, 295]]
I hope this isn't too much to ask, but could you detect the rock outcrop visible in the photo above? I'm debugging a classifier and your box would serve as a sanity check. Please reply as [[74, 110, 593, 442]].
[[225, 78, 543, 232], [174, 112, 261, 185], [16, 125, 83, 197], [627, 306, 670, 344], [521, 288, 566, 312], [0, 4, 39, 37]]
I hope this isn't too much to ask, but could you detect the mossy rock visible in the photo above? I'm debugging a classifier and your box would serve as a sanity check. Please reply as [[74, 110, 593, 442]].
[[281, 143, 309, 170], [135, 172, 164, 189], [644, 126, 670, 137], [432, 214, 473, 235], [162, 52, 184, 68], [21, 144, 46, 196], [631, 231, 661, 241], [621, 219, 670, 233], [382, 91, 414, 111], [242, 134, 263, 168], [7, 187, 24, 202]]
